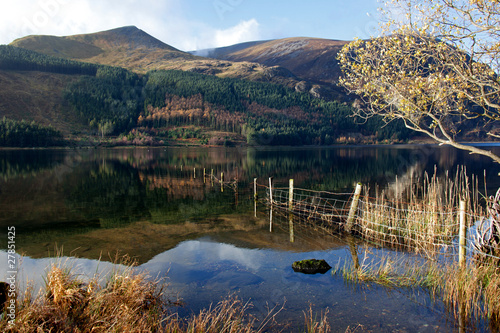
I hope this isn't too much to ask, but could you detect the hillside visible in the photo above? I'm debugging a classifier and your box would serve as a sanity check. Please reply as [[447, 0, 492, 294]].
[[10, 26, 301, 89], [198, 37, 350, 99], [0, 44, 412, 146], [0, 70, 84, 134]]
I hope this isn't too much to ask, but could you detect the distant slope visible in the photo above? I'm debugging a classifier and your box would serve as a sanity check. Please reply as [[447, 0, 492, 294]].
[[191, 40, 271, 58], [0, 45, 411, 145], [10, 26, 301, 89], [201, 37, 350, 99]]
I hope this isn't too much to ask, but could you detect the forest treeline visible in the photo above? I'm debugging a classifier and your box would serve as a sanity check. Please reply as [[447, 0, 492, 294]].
[[65, 68, 411, 145], [0, 117, 64, 147], [1, 45, 411, 145], [0, 45, 98, 75]]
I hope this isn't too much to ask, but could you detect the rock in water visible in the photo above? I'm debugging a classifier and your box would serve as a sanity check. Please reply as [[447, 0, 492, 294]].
[[292, 259, 331, 274]]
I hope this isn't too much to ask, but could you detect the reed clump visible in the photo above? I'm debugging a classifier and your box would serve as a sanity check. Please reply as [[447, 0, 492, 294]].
[[442, 259, 500, 327], [356, 168, 484, 257], [333, 248, 500, 330], [1, 258, 335, 333]]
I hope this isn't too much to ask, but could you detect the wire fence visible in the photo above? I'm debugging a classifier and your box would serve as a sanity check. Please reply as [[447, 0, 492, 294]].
[[258, 179, 499, 264]]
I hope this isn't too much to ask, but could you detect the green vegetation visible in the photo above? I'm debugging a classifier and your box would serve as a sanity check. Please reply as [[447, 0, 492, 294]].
[[0, 117, 64, 147], [140, 70, 411, 145]]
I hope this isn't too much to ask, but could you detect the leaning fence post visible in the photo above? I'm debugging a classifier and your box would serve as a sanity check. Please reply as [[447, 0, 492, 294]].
[[254, 178, 258, 218], [289, 179, 295, 243], [459, 200, 467, 268], [346, 183, 362, 233]]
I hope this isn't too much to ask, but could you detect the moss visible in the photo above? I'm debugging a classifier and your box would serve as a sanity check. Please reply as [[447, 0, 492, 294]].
[[292, 259, 332, 274]]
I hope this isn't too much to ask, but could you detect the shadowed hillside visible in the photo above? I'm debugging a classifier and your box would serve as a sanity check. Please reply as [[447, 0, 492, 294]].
[[201, 37, 348, 84]]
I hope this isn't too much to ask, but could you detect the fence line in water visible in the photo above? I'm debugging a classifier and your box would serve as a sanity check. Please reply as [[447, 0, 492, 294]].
[[255, 177, 498, 265]]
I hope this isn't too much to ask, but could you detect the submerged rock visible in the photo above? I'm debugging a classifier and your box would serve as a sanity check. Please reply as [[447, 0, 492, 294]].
[[292, 259, 331, 274]]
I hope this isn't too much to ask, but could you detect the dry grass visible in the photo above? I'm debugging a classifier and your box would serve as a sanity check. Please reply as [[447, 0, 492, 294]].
[[1, 256, 167, 333], [0, 257, 339, 333], [441, 259, 500, 326], [356, 168, 484, 257], [303, 306, 331, 333], [332, 247, 444, 291]]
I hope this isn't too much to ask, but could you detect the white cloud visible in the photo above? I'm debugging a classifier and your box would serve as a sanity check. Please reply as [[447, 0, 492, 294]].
[[214, 19, 260, 48], [182, 18, 261, 51]]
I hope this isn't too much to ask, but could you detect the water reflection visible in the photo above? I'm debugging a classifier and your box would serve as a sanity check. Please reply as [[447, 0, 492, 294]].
[[0, 145, 499, 261]]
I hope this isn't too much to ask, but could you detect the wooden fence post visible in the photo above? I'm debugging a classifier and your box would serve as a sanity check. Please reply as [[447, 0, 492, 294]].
[[289, 179, 295, 243], [254, 178, 258, 218], [221, 172, 224, 192], [268, 177, 273, 206], [459, 200, 467, 268], [269, 177, 273, 232], [346, 183, 362, 233]]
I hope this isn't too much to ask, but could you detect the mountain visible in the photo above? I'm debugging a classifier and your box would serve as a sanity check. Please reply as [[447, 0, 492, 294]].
[[196, 37, 351, 99], [11, 26, 197, 71], [10, 26, 300, 88]]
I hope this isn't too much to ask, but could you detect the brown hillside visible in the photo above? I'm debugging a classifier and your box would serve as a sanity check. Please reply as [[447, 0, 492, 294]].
[[0, 70, 85, 134], [210, 37, 349, 86], [11, 26, 198, 72]]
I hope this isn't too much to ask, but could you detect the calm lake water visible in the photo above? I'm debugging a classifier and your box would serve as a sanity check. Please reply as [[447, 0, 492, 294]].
[[1, 145, 500, 332]]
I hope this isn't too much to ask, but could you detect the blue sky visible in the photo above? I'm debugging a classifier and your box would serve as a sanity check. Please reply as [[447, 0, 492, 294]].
[[0, 0, 382, 50]]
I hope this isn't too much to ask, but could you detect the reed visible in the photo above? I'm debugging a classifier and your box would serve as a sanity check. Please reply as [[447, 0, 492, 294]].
[[303, 305, 331, 333], [356, 168, 484, 257], [333, 247, 500, 330], [332, 246, 444, 291]]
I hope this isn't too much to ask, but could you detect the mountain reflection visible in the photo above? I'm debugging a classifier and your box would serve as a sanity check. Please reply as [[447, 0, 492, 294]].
[[0, 145, 498, 262]]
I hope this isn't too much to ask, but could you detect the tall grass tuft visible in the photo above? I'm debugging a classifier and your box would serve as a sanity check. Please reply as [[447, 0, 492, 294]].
[[2, 257, 167, 332], [303, 305, 330, 333]]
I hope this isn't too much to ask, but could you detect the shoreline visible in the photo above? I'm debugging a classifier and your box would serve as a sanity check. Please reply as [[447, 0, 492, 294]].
[[1, 140, 500, 151]]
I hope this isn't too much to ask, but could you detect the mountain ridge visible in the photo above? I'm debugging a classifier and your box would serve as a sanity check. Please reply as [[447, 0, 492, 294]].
[[11, 26, 183, 59], [9, 26, 305, 92], [11, 27, 356, 99], [202, 37, 350, 86]]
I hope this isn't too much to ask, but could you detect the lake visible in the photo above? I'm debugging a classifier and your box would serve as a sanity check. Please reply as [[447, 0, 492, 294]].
[[1, 145, 499, 332]]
